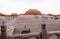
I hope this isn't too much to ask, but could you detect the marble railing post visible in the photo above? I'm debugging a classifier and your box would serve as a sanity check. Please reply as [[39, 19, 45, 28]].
[[1, 22, 7, 39], [41, 24, 48, 39]]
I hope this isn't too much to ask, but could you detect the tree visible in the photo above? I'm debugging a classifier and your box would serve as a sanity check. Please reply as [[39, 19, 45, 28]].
[[11, 13, 18, 16], [10, 13, 18, 19], [0, 13, 5, 16], [25, 9, 41, 15], [47, 13, 53, 16]]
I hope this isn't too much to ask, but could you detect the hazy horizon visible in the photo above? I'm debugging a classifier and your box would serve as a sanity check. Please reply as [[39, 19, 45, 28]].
[[0, 0, 60, 15]]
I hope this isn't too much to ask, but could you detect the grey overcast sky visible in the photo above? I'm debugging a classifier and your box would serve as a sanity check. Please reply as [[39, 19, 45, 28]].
[[0, 0, 60, 15]]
